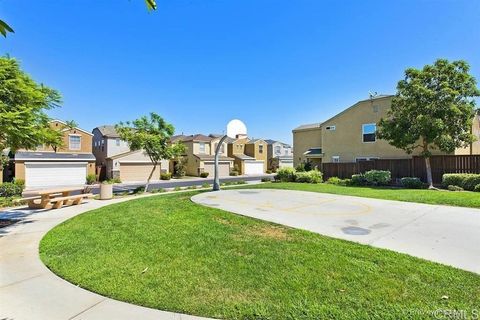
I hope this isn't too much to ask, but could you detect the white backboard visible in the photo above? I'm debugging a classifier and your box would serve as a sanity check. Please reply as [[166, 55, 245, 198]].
[[226, 119, 247, 138]]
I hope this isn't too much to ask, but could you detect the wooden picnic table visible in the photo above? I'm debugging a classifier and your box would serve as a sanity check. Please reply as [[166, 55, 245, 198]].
[[24, 187, 91, 209]]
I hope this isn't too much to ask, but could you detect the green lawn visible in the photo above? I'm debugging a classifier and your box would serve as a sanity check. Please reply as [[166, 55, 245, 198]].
[[40, 192, 480, 320], [243, 182, 480, 208]]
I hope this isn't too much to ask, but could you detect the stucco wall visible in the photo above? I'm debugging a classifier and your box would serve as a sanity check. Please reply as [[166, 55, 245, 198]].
[[292, 128, 322, 167], [34, 120, 93, 154], [244, 140, 268, 172]]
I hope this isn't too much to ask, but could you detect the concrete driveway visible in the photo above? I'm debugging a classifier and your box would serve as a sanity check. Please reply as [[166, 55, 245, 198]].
[[192, 189, 480, 274]]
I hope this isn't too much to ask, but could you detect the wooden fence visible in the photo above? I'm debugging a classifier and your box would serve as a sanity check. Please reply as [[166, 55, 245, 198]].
[[321, 155, 480, 185]]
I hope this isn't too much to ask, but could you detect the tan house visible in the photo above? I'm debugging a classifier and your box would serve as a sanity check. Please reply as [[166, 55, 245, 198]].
[[171, 134, 233, 177], [92, 125, 169, 182], [226, 136, 266, 175], [293, 95, 480, 166], [13, 120, 96, 189]]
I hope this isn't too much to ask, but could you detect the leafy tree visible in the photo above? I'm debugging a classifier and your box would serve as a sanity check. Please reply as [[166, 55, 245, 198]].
[[1, 0, 157, 38], [0, 56, 63, 172], [378, 59, 480, 188], [116, 113, 184, 191]]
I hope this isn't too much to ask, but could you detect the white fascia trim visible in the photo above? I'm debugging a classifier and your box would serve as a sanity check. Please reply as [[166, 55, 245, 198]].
[[18, 158, 94, 162], [24, 161, 88, 165]]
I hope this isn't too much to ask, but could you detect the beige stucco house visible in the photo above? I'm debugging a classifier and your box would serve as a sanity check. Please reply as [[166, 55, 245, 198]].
[[293, 95, 480, 166], [171, 134, 233, 177], [13, 120, 96, 189], [226, 135, 266, 175], [92, 125, 169, 182]]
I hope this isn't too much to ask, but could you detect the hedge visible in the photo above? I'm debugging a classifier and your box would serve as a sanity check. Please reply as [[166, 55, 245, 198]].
[[442, 174, 480, 191]]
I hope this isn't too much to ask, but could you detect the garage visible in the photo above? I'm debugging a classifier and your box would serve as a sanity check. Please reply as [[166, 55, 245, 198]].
[[119, 163, 161, 182], [244, 161, 264, 175], [203, 161, 231, 177], [25, 162, 87, 188]]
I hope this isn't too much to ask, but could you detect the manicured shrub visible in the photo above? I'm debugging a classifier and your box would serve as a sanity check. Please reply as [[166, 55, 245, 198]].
[[86, 174, 96, 185], [447, 185, 464, 192], [351, 174, 366, 186], [326, 177, 342, 185], [295, 162, 306, 172], [442, 173, 480, 191], [295, 170, 322, 184], [261, 177, 272, 182], [266, 170, 272, 174], [363, 170, 391, 186], [275, 167, 296, 182], [108, 177, 121, 184], [0, 182, 24, 197], [229, 171, 239, 176], [160, 173, 172, 180], [474, 184, 480, 192], [200, 172, 209, 178], [400, 177, 425, 189], [13, 178, 25, 188]]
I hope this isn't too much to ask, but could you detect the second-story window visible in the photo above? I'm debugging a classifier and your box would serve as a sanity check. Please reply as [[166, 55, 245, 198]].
[[275, 146, 281, 155], [199, 142, 206, 154], [69, 135, 81, 150], [116, 138, 120, 146], [362, 124, 377, 142], [259, 144, 264, 153]]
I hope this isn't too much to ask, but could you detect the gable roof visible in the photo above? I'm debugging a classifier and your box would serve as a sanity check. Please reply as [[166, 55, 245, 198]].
[[293, 122, 322, 131], [321, 95, 394, 125], [246, 138, 266, 144], [51, 119, 93, 136], [172, 134, 213, 142], [95, 125, 120, 138], [265, 139, 291, 147]]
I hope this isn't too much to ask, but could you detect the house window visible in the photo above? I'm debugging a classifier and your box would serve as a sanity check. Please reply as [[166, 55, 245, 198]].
[[275, 146, 281, 155], [326, 125, 336, 131], [115, 138, 120, 146], [259, 144, 264, 153], [69, 135, 81, 150], [214, 142, 224, 154], [199, 142, 206, 154], [332, 156, 340, 163], [372, 105, 379, 113], [362, 124, 376, 142]]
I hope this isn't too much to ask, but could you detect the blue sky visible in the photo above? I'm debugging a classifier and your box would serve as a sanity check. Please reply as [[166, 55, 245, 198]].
[[2, 0, 479, 144]]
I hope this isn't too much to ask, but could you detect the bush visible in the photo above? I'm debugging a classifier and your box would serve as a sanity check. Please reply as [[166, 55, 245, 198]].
[[448, 185, 464, 192], [106, 177, 122, 184], [295, 162, 306, 172], [0, 182, 24, 197], [474, 184, 480, 192], [200, 172, 209, 178], [266, 170, 272, 174], [363, 170, 391, 186], [133, 186, 145, 194], [326, 177, 342, 185], [229, 171, 239, 176], [160, 173, 172, 180], [351, 174, 366, 186], [295, 170, 322, 184], [86, 174, 96, 185], [400, 177, 425, 189], [275, 167, 296, 182], [442, 174, 480, 191], [261, 177, 272, 182], [13, 178, 25, 188]]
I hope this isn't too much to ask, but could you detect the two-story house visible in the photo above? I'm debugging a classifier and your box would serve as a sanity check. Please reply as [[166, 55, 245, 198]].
[[293, 95, 480, 166], [170, 134, 233, 177], [13, 120, 96, 189], [92, 125, 169, 182], [226, 135, 266, 175], [265, 139, 293, 170]]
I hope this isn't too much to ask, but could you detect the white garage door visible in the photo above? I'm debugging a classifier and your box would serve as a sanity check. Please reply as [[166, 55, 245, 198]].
[[25, 162, 87, 188], [244, 161, 264, 175], [203, 162, 230, 177]]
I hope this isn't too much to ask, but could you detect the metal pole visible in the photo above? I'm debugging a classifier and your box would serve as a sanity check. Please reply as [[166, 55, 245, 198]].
[[213, 135, 228, 191]]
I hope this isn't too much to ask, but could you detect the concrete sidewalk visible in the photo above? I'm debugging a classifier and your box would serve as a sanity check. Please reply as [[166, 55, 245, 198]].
[[192, 189, 480, 274], [0, 193, 212, 320]]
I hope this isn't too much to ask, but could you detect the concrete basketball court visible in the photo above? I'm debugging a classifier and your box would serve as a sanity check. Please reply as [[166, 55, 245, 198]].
[[192, 189, 480, 274]]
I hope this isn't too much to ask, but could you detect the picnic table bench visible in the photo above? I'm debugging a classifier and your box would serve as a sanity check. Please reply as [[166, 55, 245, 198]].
[[15, 187, 93, 210]]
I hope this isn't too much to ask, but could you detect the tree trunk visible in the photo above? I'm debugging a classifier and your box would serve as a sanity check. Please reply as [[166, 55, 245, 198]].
[[145, 163, 157, 192], [424, 156, 434, 189]]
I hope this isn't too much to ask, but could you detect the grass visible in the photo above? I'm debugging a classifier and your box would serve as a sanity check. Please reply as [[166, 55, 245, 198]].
[[40, 192, 479, 319], [244, 182, 480, 208]]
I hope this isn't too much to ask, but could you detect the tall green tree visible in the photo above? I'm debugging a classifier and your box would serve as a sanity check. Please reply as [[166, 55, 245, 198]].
[[116, 113, 184, 191], [378, 59, 480, 188], [0, 56, 63, 171], [1, 0, 157, 38]]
